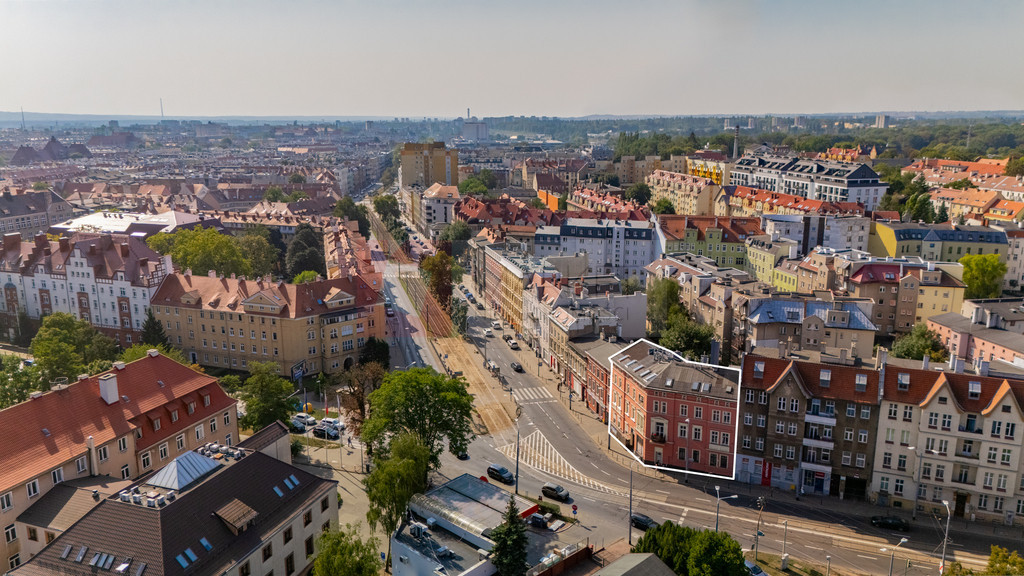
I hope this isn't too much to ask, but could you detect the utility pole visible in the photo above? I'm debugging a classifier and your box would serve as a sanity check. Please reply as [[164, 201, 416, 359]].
[[514, 406, 522, 495], [628, 463, 634, 545], [940, 500, 951, 576], [754, 496, 766, 561]]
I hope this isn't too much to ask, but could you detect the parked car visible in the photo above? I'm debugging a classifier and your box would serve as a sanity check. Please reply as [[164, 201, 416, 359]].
[[312, 425, 340, 440], [528, 513, 548, 528], [491, 321, 502, 330], [321, 417, 345, 431], [483, 328, 494, 337], [541, 482, 570, 502], [508, 340, 520, 350], [630, 513, 658, 530], [293, 413, 317, 426], [476, 302, 485, 310], [511, 361, 523, 372], [744, 560, 764, 575], [487, 464, 515, 484], [456, 451, 470, 461], [870, 516, 910, 531], [288, 421, 306, 434], [467, 295, 476, 303], [458, 285, 465, 292]]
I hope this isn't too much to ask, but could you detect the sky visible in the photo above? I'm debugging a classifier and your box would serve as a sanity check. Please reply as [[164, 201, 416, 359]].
[[1, 0, 1022, 119]]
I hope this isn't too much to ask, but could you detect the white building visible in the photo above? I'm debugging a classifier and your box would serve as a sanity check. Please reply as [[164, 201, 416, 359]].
[[533, 218, 656, 278], [418, 183, 461, 239], [731, 154, 888, 210], [762, 214, 871, 256], [0, 232, 170, 345]]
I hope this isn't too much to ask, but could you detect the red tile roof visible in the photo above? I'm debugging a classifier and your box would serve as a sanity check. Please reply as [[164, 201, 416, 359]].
[[0, 353, 231, 490]]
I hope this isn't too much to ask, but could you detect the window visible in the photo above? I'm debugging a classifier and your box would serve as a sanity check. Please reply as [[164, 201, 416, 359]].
[[141, 452, 152, 470], [4, 524, 16, 543], [0, 492, 11, 511], [790, 399, 800, 413], [26, 480, 39, 498], [76, 456, 87, 473], [321, 496, 330, 512], [263, 544, 273, 562], [285, 553, 295, 576], [239, 562, 251, 576], [776, 422, 785, 434], [118, 437, 128, 452], [897, 454, 907, 471], [777, 396, 787, 411], [121, 465, 130, 479], [1003, 449, 1012, 466], [27, 527, 37, 542], [757, 415, 766, 428], [9, 553, 20, 570], [888, 404, 898, 419], [883, 452, 892, 468], [855, 374, 867, 392], [903, 406, 914, 421], [210, 418, 217, 433], [303, 510, 312, 526], [861, 406, 871, 419], [844, 428, 854, 441], [159, 443, 169, 460], [941, 414, 952, 430], [900, 430, 911, 445], [195, 424, 205, 441], [171, 409, 179, 423], [305, 536, 315, 557], [177, 434, 186, 451], [283, 527, 293, 544], [52, 468, 63, 484], [774, 444, 784, 458], [846, 404, 856, 417], [894, 478, 904, 496]]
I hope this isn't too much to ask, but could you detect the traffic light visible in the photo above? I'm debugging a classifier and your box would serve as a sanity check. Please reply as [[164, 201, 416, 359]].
[[757, 496, 766, 509]]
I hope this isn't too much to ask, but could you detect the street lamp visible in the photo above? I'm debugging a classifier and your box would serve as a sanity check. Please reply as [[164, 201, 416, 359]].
[[940, 499, 951, 576], [684, 418, 691, 482], [628, 462, 635, 545], [825, 556, 831, 576], [514, 406, 522, 496], [881, 537, 908, 576], [714, 485, 738, 532]]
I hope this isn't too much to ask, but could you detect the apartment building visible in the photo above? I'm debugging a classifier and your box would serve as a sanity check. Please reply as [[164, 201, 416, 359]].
[[150, 271, 384, 376], [929, 188, 1002, 221], [0, 188, 74, 239], [845, 262, 965, 335], [744, 299, 877, 358], [646, 170, 722, 216], [685, 152, 731, 185], [745, 235, 799, 283], [738, 354, 881, 499], [655, 215, 762, 268], [871, 357, 1024, 524], [11, 449, 336, 576], [399, 142, 458, 188], [0, 233, 171, 345], [417, 183, 460, 239], [727, 187, 866, 219], [571, 336, 629, 421], [549, 305, 620, 396], [730, 154, 887, 209], [868, 222, 1007, 262], [534, 218, 656, 279], [988, 226, 1024, 290], [0, 351, 237, 570], [609, 339, 740, 475], [761, 214, 871, 255], [929, 310, 1024, 367]]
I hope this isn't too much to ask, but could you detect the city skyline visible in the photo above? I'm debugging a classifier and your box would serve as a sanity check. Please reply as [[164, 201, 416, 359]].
[[2, 0, 1023, 118]]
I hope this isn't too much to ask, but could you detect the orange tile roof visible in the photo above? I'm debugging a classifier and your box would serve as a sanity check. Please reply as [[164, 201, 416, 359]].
[[0, 353, 231, 490]]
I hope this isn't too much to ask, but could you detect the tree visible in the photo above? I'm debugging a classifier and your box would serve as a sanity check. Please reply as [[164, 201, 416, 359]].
[[32, 181, 49, 190], [891, 324, 949, 362], [372, 194, 401, 223], [686, 530, 745, 576], [334, 197, 371, 237], [647, 278, 680, 339], [118, 344, 193, 367], [30, 313, 118, 383], [451, 299, 469, 336], [313, 525, 382, 576], [652, 198, 676, 214], [1006, 157, 1024, 177], [337, 362, 386, 432], [219, 374, 243, 393], [292, 270, 319, 284], [264, 186, 286, 202], [358, 337, 390, 368], [625, 183, 652, 205], [478, 169, 498, 189], [661, 309, 715, 360], [490, 496, 529, 576], [234, 233, 280, 277], [286, 223, 326, 279], [946, 178, 977, 190], [458, 177, 488, 196], [288, 172, 306, 184], [419, 251, 456, 310], [621, 276, 643, 295], [960, 254, 1007, 299], [936, 203, 950, 223], [437, 220, 472, 258], [364, 433, 430, 565], [237, 362, 294, 431], [0, 355, 42, 410], [362, 367, 475, 469], [140, 307, 169, 347], [557, 192, 568, 211], [147, 226, 251, 278], [528, 198, 546, 209]]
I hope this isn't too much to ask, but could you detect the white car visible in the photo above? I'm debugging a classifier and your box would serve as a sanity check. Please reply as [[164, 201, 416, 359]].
[[483, 328, 493, 337], [320, 417, 345, 431], [507, 340, 520, 350], [293, 413, 317, 426], [491, 321, 502, 330]]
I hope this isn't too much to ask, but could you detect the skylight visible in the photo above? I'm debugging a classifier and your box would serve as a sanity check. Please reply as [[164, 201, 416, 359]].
[[273, 486, 284, 497], [176, 555, 189, 569], [289, 474, 299, 486], [200, 537, 212, 551], [115, 561, 131, 574], [284, 477, 294, 490], [184, 548, 198, 562], [75, 546, 89, 563], [134, 563, 147, 576], [61, 545, 73, 560]]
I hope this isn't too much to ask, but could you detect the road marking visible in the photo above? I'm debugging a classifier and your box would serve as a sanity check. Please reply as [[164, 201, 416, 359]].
[[497, 430, 623, 495], [581, 497, 596, 502], [695, 497, 711, 503], [804, 545, 824, 550], [656, 489, 670, 494], [857, 555, 877, 560], [511, 387, 554, 403]]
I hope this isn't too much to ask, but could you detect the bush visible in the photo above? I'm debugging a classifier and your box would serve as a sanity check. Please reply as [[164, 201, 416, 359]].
[[290, 439, 303, 458]]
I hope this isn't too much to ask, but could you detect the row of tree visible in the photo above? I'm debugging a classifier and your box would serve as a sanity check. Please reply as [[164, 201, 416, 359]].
[[458, 168, 498, 196], [646, 278, 716, 361]]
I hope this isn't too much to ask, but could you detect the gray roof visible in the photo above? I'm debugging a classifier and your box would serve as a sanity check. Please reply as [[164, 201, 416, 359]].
[[147, 451, 222, 490], [748, 300, 876, 331], [595, 553, 676, 576], [930, 312, 1024, 354]]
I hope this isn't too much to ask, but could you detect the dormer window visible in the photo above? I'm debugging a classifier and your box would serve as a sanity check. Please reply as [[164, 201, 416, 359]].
[[898, 373, 910, 391], [855, 374, 867, 392], [187, 402, 195, 415], [968, 381, 981, 400], [820, 369, 831, 387], [754, 361, 765, 377], [171, 409, 179, 422], [153, 418, 161, 431], [203, 394, 211, 407]]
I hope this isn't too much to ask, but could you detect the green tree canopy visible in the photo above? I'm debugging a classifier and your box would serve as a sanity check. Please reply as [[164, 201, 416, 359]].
[[437, 220, 472, 258], [288, 172, 306, 184], [364, 433, 430, 565], [960, 253, 1007, 299], [286, 223, 326, 279], [263, 185, 286, 202], [490, 496, 529, 576], [1006, 157, 1024, 177], [32, 181, 49, 190], [557, 192, 568, 211], [141, 307, 169, 347], [234, 233, 280, 277], [362, 367, 475, 469], [419, 251, 456, 310], [238, 361, 294, 431], [146, 226, 252, 278], [652, 198, 676, 214], [118, 344, 193, 367], [621, 276, 643, 295], [661, 308, 715, 361], [891, 324, 949, 362], [0, 355, 42, 410], [633, 521, 745, 576], [313, 525, 382, 576], [30, 313, 118, 383], [458, 177, 488, 195], [334, 197, 371, 237], [335, 361, 386, 433], [373, 194, 401, 223], [625, 182, 652, 205], [292, 270, 319, 284], [647, 278, 680, 339], [358, 336, 390, 368]]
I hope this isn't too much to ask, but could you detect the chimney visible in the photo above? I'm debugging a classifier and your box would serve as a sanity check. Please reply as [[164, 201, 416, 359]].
[[147, 348, 159, 358], [840, 348, 848, 363], [86, 436, 99, 476], [986, 310, 998, 329], [971, 307, 983, 324], [58, 237, 70, 252], [2, 233, 20, 252], [922, 356, 930, 370], [875, 347, 888, 371], [98, 374, 118, 405]]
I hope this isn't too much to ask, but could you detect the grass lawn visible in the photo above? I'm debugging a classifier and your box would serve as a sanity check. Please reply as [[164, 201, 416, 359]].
[[745, 552, 856, 576]]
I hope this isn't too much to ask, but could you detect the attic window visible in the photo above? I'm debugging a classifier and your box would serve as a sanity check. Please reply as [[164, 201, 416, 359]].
[[273, 486, 284, 497], [820, 370, 831, 387], [897, 373, 910, 391], [938, 396, 947, 405], [968, 381, 981, 399], [754, 361, 765, 377], [855, 374, 867, 392]]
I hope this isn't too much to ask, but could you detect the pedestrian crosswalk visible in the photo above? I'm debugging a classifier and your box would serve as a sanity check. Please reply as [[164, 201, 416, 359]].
[[512, 386, 554, 403], [498, 430, 623, 495]]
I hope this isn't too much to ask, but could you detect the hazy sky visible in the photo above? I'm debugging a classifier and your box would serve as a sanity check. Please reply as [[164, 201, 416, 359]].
[[2, 0, 1021, 118]]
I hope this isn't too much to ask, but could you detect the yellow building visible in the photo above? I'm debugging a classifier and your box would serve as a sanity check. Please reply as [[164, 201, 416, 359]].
[[399, 142, 458, 187], [646, 170, 720, 216], [152, 271, 384, 376], [905, 267, 966, 325], [771, 259, 801, 293], [746, 235, 799, 283], [869, 221, 1007, 262], [687, 155, 731, 185]]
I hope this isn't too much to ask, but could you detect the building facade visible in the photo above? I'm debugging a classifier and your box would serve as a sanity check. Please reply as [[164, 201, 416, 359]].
[[399, 142, 458, 188]]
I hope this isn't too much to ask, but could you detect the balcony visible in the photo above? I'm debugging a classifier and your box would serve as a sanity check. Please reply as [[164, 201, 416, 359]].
[[803, 436, 835, 450], [955, 450, 979, 460], [650, 432, 666, 444], [805, 412, 837, 426]]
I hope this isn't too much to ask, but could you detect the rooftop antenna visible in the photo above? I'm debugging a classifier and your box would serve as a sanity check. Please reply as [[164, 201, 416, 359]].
[[20, 107, 26, 131], [160, 98, 164, 119]]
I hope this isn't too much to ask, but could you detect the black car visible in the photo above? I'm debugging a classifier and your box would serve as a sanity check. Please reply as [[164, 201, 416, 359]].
[[476, 302, 485, 310], [630, 513, 658, 530], [487, 464, 515, 484], [312, 426, 339, 440], [541, 482, 570, 502], [870, 515, 910, 531], [511, 362, 523, 372]]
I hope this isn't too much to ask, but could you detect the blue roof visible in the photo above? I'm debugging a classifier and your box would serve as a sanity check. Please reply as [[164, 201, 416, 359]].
[[748, 300, 877, 332], [148, 451, 222, 490]]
